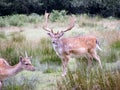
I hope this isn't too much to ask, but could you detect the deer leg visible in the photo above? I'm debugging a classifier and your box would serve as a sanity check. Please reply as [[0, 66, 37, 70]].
[[61, 57, 69, 76], [86, 53, 93, 71], [92, 51, 102, 69], [0, 81, 3, 90], [87, 58, 92, 69]]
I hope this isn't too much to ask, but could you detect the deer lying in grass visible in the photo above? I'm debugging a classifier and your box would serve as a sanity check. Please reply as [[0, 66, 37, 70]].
[[0, 53, 35, 90], [43, 12, 102, 76]]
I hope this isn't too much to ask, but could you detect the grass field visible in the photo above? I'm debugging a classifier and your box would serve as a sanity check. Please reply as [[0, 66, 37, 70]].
[[0, 12, 120, 90]]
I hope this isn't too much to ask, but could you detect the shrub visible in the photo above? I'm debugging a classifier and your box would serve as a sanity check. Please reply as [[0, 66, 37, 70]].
[[0, 17, 7, 27], [28, 13, 43, 23], [50, 10, 67, 22], [7, 15, 27, 26], [0, 0, 120, 17], [0, 14, 43, 27]]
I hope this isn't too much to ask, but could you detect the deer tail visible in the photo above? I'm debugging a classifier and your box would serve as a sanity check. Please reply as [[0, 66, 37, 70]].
[[96, 40, 102, 51]]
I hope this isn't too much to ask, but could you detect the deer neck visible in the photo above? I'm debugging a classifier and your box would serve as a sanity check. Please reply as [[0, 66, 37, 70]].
[[7, 62, 23, 76]]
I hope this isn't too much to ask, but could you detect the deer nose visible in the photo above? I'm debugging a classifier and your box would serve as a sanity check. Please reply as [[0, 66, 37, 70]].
[[52, 41, 57, 45], [52, 41, 55, 44]]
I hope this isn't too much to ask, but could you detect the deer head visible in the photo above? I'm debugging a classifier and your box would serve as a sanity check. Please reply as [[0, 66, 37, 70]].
[[43, 11, 75, 44], [19, 52, 35, 71]]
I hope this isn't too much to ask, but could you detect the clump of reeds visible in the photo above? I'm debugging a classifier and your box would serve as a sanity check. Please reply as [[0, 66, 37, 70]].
[[57, 61, 120, 90]]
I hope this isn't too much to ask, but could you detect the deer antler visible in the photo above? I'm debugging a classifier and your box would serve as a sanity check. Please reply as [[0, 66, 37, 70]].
[[25, 51, 28, 57], [43, 11, 53, 32], [62, 16, 75, 32]]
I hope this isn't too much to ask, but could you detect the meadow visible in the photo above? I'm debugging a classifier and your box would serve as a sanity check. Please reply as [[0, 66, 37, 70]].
[[0, 11, 120, 90]]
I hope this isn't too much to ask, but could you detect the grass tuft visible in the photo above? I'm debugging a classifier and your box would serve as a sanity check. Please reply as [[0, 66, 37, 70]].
[[57, 61, 120, 90], [39, 38, 61, 64]]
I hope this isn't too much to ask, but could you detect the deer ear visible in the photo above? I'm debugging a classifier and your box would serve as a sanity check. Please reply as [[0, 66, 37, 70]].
[[19, 56, 23, 62]]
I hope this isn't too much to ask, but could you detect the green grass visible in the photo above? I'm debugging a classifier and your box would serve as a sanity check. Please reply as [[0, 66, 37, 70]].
[[0, 31, 6, 39], [57, 61, 120, 90], [39, 38, 61, 64], [3, 71, 41, 90]]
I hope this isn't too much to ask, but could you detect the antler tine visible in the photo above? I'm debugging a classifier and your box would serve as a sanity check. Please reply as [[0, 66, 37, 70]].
[[43, 11, 53, 32], [25, 51, 28, 57], [43, 26, 52, 32], [63, 16, 75, 32]]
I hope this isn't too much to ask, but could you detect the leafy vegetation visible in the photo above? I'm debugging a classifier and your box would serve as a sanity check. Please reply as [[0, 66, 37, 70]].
[[50, 10, 67, 22], [1, 0, 120, 17], [0, 14, 42, 27]]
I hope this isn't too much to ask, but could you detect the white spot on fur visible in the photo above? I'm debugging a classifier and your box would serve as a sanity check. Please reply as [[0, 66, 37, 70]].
[[78, 48, 86, 53]]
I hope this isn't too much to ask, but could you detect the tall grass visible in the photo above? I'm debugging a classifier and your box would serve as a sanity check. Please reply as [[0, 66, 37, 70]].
[[0, 30, 61, 65], [57, 29, 120, 90], [0, 31, 6, 39], [3, 72, 40, 90], [99, 30, 120, 63], [38, 38, 61, 64], [0, 31, 61, 89], [57, 61, 120, 90]]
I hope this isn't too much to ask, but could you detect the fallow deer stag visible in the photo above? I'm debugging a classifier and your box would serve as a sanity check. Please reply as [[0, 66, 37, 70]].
[[0, 52, 35, 90], [43, 12, 102, 76]]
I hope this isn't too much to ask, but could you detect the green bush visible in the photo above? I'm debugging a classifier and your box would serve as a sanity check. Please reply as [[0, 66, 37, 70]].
[[0, 14, 43, 27], [0, 0, 120, 17], [0, 18, 7, 27], [8, 15, 25, 26], [50, 10, 67, 22], [28, 13, 43, 23]]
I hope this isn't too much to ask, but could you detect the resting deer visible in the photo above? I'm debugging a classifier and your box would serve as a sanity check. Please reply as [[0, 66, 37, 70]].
[[0, 53, 35, 90], [43, 12, 102, 76]]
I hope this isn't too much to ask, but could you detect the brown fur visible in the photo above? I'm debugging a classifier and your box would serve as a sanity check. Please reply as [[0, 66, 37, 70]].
[[61, 36, 96, 50]]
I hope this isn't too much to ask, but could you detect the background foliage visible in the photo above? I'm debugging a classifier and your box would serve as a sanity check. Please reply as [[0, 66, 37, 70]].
[[0, 0, 120, 17]]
